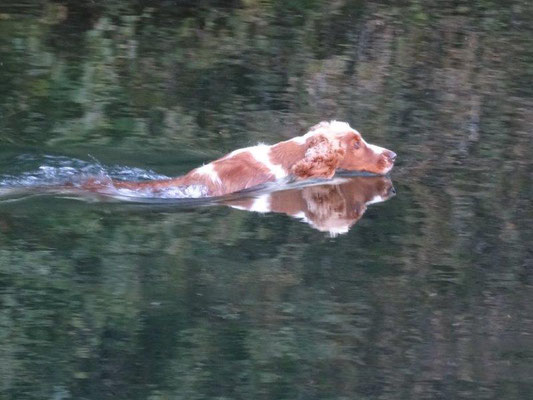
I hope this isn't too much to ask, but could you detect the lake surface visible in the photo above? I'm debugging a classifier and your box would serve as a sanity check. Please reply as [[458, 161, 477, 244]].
[[0, 1, 532, 399]]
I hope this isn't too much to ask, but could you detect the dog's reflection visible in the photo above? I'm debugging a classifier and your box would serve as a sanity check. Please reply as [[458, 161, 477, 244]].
[[224, 176, 395, 236]]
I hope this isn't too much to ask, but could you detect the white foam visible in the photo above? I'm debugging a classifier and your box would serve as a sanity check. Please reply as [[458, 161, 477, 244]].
[[115, 184, 209, 199]]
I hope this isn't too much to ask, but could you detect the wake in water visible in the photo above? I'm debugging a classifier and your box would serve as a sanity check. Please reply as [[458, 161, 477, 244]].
[[0, 154, 385, 207], [0, 154, 210, 202]]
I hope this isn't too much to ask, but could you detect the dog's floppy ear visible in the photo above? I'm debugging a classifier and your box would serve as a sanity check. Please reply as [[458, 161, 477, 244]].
[[291, 135, 345, 179]]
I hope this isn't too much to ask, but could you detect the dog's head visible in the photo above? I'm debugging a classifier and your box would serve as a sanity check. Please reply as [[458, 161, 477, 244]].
[[291, 121, 396, 179]]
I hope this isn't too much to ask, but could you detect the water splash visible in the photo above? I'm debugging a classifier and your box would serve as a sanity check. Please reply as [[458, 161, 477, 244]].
[[0, 154, 210, 201], [111, 185, 210, 201]]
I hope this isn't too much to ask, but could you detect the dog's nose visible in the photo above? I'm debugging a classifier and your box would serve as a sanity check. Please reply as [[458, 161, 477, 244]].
[[387, 151, 397, 162]]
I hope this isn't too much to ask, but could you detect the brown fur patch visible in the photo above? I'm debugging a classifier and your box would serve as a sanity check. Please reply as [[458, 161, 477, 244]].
[[268, 189, 307, 216], [269, 140, 306, 172], [211, 152, 275, 195], [291, 135, 345, 179]]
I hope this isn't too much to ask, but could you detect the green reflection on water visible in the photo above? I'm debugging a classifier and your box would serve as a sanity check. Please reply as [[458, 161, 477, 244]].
[[0, 1, 532, 399]]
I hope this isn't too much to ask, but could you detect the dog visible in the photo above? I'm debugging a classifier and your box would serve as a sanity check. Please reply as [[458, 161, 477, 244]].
[[108, 121, 396, 197]]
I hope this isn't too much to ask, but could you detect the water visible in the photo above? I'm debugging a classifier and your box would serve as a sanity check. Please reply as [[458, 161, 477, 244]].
[[0, 1, 532, 399]]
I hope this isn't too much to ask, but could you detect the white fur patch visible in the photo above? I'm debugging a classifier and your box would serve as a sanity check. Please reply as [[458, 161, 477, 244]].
[[323, 121, 353, 135], [366, 194, 386, 205], [226, 144, 287, 180], [293, 211, 310, 222], [243, 145, 286, 180], [194, 163, 221, 184], [290, 136, 307, 145], [366, 142, 386, 156], [249, 194, 271, 213], [301, 120, 355, 141]]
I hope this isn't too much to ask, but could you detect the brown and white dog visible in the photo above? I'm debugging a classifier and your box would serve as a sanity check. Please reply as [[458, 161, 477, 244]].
[[110, 121, 396, 197]]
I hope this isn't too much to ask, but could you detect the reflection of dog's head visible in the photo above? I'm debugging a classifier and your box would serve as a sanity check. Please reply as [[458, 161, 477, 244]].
[[299, 177, 395, 235], [300, 185, 358, 236], [226, 176, 395, 236]]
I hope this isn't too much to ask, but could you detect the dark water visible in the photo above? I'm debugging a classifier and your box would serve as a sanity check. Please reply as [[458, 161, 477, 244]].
[[1, 1, 532, 399]]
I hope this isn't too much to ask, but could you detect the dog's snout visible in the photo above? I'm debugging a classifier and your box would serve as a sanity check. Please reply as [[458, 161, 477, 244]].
[[386, 151, 397, 162]]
